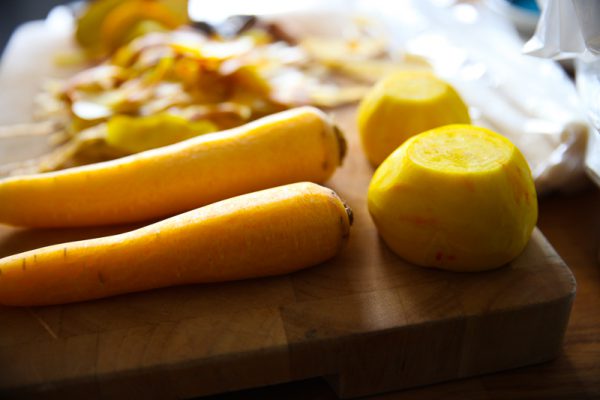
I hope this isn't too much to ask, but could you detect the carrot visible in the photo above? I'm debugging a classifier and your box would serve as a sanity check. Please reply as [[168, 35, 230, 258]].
[[0, 182, 353, 306], [0, 106, 346, 227]]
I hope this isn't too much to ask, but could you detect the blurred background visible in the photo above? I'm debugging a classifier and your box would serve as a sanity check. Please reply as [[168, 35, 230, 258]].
[[0, 0, 596, 188], [1, 0, 69, 57]]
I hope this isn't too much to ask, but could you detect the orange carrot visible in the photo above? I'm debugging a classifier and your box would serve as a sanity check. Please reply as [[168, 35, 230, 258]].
[[0, 106, 346, 227], [0, 182, 352, 306]]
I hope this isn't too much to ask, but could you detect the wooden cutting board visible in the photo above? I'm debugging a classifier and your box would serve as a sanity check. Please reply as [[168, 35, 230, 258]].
[[0, 22, 575, 399]]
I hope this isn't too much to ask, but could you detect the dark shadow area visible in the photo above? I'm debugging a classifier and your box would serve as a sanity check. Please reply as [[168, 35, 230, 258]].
[[196, 377, 339, 400], [1, 0, 70, 58]]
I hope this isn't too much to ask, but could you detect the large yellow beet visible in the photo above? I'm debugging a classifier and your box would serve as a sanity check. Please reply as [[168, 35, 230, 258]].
[[0, 107, 345, 227], [358, 71, 470, 167], [368, 124, 537, 272]]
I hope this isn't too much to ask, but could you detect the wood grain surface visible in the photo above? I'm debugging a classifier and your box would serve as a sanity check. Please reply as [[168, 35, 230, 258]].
[[0, 105, 577, 399], [0, 22, 583, 400], [201, 186, 600, 400]]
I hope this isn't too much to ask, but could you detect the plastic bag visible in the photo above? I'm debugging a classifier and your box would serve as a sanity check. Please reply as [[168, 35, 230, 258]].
[[356, 0, 590, 194], [241, 0, 593, 193], [523, 0, 600, 188]]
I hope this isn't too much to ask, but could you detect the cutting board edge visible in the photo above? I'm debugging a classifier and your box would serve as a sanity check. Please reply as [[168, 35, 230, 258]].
[[326, 288, 575, 398], [2, 285, 574, 399]]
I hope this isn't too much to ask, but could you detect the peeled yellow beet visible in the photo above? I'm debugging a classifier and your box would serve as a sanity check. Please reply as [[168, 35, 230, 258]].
[[368, 124, 537, 272], [357, 71, 470, 167]]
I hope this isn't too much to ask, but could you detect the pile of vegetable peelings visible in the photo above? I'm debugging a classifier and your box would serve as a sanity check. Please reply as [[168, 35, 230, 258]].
[[2, 0, 429, 175]]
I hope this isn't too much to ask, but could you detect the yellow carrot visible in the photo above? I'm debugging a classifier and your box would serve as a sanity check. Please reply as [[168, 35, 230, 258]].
[[0, 182, 352, 306], [0, 106, 346, 227]]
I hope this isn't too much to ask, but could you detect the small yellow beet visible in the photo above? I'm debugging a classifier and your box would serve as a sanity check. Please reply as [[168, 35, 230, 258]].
[[0, 182, 352, 306], [99, 0, 185, 52], [368, 124, 537, 272], [357, 70, 470, 167], [0, 106, 346, 227]]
